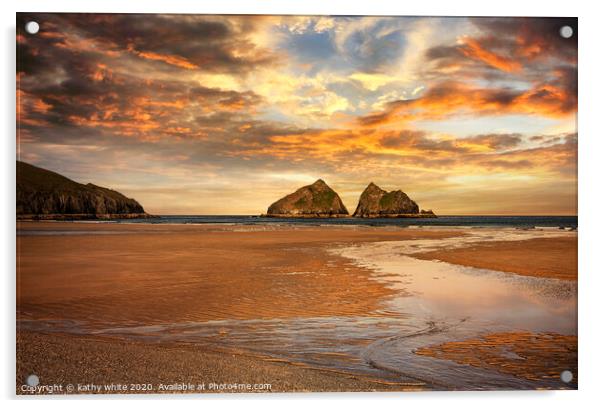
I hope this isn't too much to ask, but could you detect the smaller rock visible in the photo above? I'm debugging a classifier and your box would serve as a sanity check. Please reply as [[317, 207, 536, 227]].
[[353, 182, 436, 218]]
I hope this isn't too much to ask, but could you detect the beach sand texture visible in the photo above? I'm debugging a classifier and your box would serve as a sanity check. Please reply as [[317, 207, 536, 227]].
[[16, 222, 577, 393], [414, 237, 577, 281]]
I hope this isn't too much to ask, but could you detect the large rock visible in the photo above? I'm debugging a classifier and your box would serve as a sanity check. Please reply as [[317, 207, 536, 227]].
[[353, 182, 429, 217], [266, 179, 349, 217], [16, 161, 152, 219]]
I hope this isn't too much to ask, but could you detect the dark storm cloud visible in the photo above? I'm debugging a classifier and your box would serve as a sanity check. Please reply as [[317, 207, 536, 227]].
[[470, 17, 577, 62], [18, 13, 279, 74], [416, 17, 578, 127], [426, 17, 577, 75], [17, 13, 284, 148]]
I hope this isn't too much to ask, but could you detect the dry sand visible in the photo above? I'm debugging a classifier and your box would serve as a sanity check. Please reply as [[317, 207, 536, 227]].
[[17, 331, 422, 394], [413, 237, 577, 281]]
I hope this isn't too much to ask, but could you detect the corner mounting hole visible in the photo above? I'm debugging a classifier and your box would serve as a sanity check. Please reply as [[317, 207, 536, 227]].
[[560, 370, 573, 383], [26, 374, 39, 386], [25, 21, 39, 35], [560, 25, 573, 39]]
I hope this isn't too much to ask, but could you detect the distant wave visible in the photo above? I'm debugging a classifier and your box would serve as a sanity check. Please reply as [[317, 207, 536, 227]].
[[110, 215, 578, 229]]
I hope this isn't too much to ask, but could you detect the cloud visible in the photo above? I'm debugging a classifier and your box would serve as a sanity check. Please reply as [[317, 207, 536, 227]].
[[133, 50, 198, 70], [24, 14, 279, 74], [16, 14, 577, 215], [471, 17, 577, 63], [17, 13, 276, 145], [458, 37, 522, 73], [426, 18, 576, 77], [224, 124, 573, 176], [349, 72, 394, 91], [357, 72, 577, 127]]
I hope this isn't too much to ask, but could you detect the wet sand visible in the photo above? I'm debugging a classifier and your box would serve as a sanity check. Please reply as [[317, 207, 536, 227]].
[[413, 237, 577, 280], [17, 222, 461, 325], [16, 222, 458, 394], [414, 331, 577, 385]]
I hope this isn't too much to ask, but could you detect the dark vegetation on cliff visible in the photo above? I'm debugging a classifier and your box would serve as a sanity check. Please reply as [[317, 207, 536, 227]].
[[17, 161, 150, 219], [265, 179, 435, 218], [353, 182, 422, 217], [266, 179, 349, 217], [353, 183, 419, 217]]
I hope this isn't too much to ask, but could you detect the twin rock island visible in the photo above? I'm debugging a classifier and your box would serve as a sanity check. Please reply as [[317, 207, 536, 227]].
[[16, 161, 436, 219], [265, 179, 436, 218]]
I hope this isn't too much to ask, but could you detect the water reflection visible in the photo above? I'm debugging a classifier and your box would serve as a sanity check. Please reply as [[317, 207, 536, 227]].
[[19, 228, 577, 389]]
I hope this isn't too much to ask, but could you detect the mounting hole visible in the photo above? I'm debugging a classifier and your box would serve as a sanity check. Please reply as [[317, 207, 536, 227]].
[[26, 374, 39, 386], [25, 21, 40, 35], [560, 370, 573, 383], [559, 25, 573, 39]]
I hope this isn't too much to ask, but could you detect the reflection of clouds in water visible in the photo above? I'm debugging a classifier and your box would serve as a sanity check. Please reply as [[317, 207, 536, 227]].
[[330, 229, 576, 335], [325, 231, 577, 389]]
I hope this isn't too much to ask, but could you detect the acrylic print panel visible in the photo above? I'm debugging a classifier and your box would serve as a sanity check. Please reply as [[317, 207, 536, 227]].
[[16, 13, 577, 394]]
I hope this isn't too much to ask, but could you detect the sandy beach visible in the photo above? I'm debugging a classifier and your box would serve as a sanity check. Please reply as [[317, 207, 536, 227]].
[[414, 331, 577, 384], [17, 222, 461, 325], [414, 237, 577, 280], [16, 222, 578, 393], [18, 331, 420, 394]]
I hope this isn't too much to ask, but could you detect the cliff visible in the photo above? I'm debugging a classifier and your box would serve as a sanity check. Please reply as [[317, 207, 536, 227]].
[[16, 161, 153, 220], [353, 182, 435, 218], [265, 179, 349, 217]]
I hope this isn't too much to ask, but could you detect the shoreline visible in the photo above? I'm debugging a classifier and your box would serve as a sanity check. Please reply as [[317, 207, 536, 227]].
[[17, 330, 423, 394], [260, 213, 437, 218]]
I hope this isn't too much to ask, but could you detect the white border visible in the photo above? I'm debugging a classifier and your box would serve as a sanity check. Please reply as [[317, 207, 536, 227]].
[[2, 1, 601, 407], [7, 0, 582, 17]]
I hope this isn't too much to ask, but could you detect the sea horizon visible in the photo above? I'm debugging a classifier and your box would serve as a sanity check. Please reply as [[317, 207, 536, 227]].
[[100, 214, 578, 229]]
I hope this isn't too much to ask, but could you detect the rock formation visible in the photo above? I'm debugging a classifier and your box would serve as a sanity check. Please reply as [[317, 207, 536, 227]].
[[265, 179, 349, 217], [353, 182, 435, 218], [16, 161, 153, 220]]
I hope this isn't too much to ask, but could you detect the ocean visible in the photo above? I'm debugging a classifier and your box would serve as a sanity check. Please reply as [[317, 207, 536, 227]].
[[113, 215, 578, 229]]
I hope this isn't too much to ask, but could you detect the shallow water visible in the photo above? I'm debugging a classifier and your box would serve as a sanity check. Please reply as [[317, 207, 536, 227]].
[[328, 236, 576, 389], [19, 228, 577, 390]]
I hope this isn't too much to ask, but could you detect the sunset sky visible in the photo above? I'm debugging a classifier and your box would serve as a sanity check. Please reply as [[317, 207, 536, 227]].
[[17, 14, 577, 215]]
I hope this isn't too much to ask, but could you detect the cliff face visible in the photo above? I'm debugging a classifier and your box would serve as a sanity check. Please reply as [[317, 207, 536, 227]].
[[266, 179, 349, 217], [353, 182, 422, 217], [17, 161, 151, 219]]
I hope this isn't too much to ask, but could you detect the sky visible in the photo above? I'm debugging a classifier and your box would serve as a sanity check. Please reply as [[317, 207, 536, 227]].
[[17, 14, 577, 215]]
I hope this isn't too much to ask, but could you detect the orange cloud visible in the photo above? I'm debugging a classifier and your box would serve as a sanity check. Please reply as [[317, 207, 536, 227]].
[[134, 50, 198, 70], [17, 89, 54, 127], [221, 125, 575, 184], [358, 77, 576, 127], [459, 38, 522, 72], [249, 128, 485, 160]]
